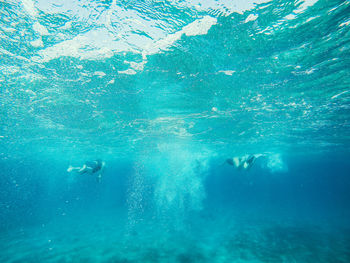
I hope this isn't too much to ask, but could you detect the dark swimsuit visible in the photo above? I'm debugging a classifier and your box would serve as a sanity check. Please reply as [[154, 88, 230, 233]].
[[246, 156, 256, 165], [85, 159, 102, 173]]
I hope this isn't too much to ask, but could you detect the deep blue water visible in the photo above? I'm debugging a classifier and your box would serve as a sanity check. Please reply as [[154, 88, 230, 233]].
[[1, 154, 350, 262], [1, 0, 350, 262]]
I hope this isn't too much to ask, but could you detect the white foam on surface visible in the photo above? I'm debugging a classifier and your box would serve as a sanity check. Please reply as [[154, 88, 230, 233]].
[[176, 0, 272, 16], [182, 16, 217, 36], [142, 16, 217, 58], [26, 0, 319, 73], [118, 69, 137, 75], [22, 0, 38, 17], [35, 15, 217, 68], [331, 90, 349, 100], [218, 70, 236, 75], [339, 20, 350, 27], [107, 79, 115, 85], [29, 0, 273, 68], [35, 29, 117, 62], [33, 22, 49, 35], [294, 0, 319, 14], [30, 37, 44, 47], [284, 14, 296, 20], [93, 71, 106, 78], [245, 14, 258, 23]]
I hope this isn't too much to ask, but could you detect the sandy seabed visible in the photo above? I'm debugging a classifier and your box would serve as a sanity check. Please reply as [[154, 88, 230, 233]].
[[1, 212, 349, 263]]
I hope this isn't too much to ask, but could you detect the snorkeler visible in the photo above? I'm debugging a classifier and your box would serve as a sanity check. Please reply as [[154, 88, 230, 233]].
[[226, 154, 263, 170], [67, 159, 105, 182]]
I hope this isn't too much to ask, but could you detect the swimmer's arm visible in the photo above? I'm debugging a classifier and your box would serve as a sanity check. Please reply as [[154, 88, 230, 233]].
[[101, 162, 106, 174], [95, 162, 104, 182], [97, 162, 106, 180]]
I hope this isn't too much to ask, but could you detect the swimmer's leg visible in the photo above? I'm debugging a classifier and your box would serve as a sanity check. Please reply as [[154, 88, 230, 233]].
[[67, 166, 81, 173], [96, 173, 102, 183], [233, 157, 240, 168], [78, 164, 88, 174]]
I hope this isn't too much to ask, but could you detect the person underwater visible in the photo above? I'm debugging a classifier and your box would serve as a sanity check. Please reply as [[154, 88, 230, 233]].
[[226, 154, 264, 170], [67, 159, 105, 182]]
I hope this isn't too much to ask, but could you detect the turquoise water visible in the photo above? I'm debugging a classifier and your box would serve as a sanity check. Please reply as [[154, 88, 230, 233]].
[[1, 0, 350, 262]]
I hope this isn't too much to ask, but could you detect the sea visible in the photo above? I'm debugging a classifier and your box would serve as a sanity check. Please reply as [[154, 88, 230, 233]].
[[1, 0, 350, 262]]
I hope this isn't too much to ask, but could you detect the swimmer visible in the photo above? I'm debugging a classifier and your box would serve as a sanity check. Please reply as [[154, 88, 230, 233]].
[[226, 154, 263, 170], [67, 159, 105, 182]]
